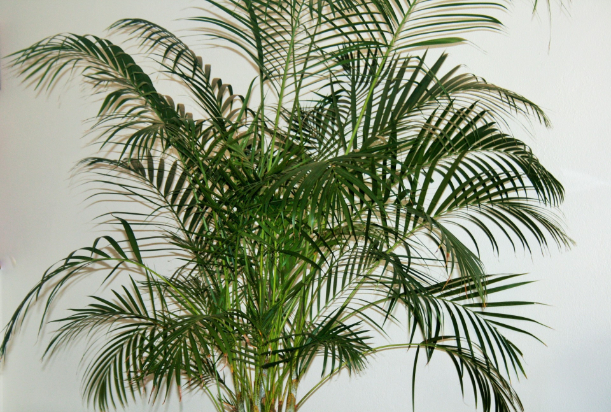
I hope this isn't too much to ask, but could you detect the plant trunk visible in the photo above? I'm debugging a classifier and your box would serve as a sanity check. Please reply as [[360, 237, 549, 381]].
[[286, 372, 298, 412], [237, 392, 245, 412]]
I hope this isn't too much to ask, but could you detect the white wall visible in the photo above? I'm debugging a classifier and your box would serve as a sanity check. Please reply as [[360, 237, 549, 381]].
[[1, 1, 610, 411]]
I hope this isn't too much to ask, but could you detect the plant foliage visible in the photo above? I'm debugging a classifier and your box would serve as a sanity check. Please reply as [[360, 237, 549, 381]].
[[2, 1, 568, 411]]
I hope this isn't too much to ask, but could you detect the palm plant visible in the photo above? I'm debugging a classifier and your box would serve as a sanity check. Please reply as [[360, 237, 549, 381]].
[[1, 1, 569, 411]]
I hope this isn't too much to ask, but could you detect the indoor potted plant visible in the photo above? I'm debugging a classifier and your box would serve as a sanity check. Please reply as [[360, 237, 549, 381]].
[[1, 1, 569, 411]]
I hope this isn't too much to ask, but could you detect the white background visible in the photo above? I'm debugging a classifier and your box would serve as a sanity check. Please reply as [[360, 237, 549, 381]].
[[1, 1, 610, 411]]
